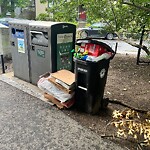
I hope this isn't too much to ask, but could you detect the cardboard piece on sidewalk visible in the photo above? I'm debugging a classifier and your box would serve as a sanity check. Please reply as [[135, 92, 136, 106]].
[[44, 93, 64, 109], [44, 93, 75, 109], [50, 70, 75, 89], [48, 77, 72, 94]]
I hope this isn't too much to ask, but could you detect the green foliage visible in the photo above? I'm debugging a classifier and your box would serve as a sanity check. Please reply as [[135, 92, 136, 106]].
[[36, 13, 52, 21], [0, 0, 30, 7], [46, 0, 78, 22], [0, 0, 31, 17], [39, 0, 150, 37]]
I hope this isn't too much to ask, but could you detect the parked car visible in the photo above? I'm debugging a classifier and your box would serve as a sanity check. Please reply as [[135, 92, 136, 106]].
[[77, 22, 118, 40]]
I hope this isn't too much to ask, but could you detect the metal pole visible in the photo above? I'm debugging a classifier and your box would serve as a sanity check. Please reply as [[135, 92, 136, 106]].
[[115, 42, 118, 54], [1, 55, 5, 73]]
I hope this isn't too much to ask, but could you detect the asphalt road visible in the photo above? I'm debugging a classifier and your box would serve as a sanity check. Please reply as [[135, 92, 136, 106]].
[[97, 39, 148, 55], [0, 80, 124, 150]]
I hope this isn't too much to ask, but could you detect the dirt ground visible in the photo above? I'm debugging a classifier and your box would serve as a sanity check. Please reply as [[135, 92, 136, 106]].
[[63, 54, 150, 150], [1, 54, 150, 149]]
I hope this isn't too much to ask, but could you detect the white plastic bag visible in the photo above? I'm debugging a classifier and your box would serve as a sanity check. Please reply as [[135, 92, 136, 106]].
[[37, 77, 74, 103]]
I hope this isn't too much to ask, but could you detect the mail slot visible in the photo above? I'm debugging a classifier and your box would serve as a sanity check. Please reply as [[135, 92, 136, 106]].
[[30, 31, 48, 47]]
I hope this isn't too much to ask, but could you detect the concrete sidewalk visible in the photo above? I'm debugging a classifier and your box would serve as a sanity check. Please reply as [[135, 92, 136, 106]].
[[0, 73, 124, 150]]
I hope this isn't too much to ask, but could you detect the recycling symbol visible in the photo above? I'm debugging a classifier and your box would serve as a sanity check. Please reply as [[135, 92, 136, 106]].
[[100, 68, 106, 78]]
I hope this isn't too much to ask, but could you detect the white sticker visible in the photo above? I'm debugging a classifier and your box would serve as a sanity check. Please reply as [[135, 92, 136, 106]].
[[57, 33, 73, 44], [100, 68, 106, 78], [77, 67, 88, 73], [18, 38, 25, 53]]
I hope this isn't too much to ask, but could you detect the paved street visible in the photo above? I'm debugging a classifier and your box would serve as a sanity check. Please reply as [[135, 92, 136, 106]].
[[0, 80, 124, 150], [99, 39, 148, 56]]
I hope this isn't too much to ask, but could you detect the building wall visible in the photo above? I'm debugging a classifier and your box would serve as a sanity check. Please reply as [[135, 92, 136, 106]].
[[35, 0, 48, 17]]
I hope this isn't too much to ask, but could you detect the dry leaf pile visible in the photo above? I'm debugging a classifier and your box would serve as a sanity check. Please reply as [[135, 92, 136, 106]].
[[112, 109, 150, 146]]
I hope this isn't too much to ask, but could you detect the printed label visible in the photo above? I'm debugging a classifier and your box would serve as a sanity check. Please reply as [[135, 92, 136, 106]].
[[37, 49, 45, 58], [100, 68, 106, 78], [77, 67, 88, 73], [57, 33, 73, 44], [18, 38, 25, 53]]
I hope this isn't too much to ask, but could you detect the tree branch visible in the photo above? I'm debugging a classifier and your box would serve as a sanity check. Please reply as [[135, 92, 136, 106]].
[[122, 1, 150, 12], [116, 32, 150, 56], [122, 39, 150, 55], [108, 99, 149, 114], [101, 134, 144, 150], [109, 0, 118, 31]]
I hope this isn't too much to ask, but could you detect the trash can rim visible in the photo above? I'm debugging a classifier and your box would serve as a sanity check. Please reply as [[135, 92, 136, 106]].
[[74, 57, 109, 65], [76, 39, 114, 53]]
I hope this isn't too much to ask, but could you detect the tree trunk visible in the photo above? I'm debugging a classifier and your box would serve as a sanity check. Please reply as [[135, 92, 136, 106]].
[[11, 0, 15, 17], [1, 0, 8, 16]]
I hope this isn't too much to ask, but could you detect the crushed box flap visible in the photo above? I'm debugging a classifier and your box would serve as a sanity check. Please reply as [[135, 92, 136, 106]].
[[51, 70, 75, 86]]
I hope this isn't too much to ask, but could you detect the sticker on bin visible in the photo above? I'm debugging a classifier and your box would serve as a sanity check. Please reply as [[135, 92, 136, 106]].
[[18, 38, 25, 53], [37, 49, 45, 58], [77, 67, 88, 73], [100, 68, 106, 78]]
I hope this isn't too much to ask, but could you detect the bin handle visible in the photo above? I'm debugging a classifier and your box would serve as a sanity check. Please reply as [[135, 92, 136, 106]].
[[30, 31, 44, 35], [78, 86, 87, 91], [109, 42, 117, 60]]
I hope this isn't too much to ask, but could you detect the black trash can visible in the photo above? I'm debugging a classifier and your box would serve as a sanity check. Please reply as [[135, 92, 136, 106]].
[[74, 39, 115, 114]]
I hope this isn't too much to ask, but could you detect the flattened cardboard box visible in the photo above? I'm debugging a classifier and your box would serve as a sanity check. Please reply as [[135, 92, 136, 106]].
[[51, 70, 75, 86], [44, 93, 75, 109]]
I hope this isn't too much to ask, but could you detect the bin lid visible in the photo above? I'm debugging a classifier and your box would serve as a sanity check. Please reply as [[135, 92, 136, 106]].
[[76, 39, 115, 53], [29, 21, 75, 28], [0, 23, 9, 28], [9, 19, 34, 25]]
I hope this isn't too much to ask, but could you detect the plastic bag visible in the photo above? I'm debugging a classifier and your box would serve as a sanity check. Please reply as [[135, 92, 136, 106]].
[[37, 77, 74, 103]]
